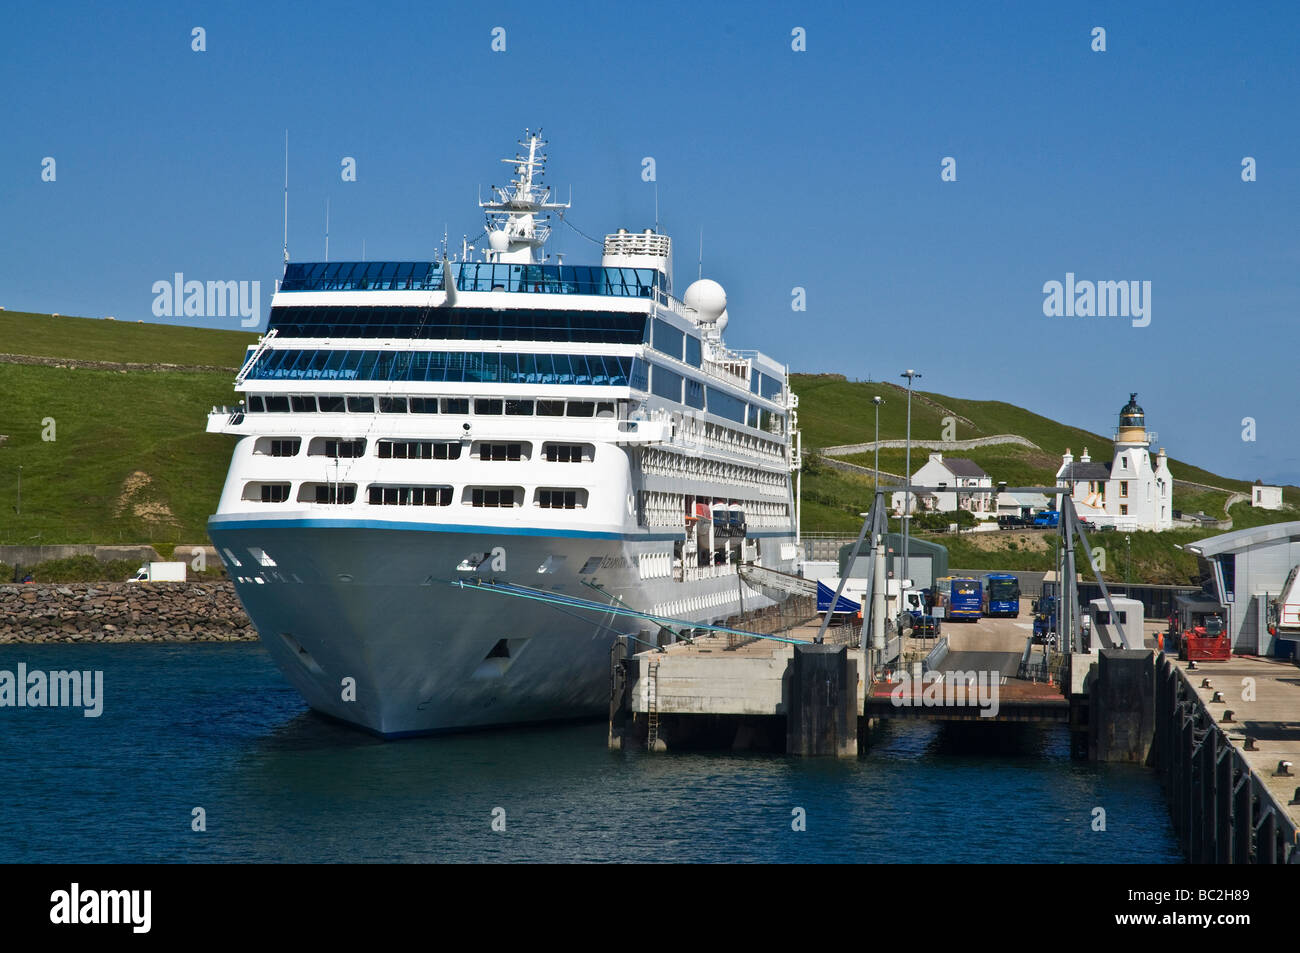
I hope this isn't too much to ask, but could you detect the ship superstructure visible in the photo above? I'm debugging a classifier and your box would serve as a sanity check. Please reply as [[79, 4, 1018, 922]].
[[207, 131, 801, 735]]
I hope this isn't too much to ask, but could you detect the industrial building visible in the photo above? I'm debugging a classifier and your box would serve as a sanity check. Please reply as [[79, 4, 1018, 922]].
[[1184, 520, 1300, 658]]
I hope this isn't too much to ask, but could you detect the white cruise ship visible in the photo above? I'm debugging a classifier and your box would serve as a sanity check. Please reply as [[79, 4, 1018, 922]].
[[206, 132, 802, 736]]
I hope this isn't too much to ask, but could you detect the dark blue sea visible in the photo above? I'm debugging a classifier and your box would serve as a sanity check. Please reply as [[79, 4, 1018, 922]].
[[0, 644, 1182, 863]]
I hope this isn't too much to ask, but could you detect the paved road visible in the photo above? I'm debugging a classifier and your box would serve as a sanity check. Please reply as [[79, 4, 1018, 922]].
[[940, 650, 1021, 678]]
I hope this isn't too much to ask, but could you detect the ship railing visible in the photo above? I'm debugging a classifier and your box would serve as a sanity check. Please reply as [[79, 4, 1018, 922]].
[[682, 562, 739, 582], [701, 358, 751, 391], [654, 287, 698, 320], [210, 405, 246, 425]]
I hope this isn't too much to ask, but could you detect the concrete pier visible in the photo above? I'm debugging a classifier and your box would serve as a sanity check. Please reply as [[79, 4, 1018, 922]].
[[1152, 652, 1298, 864], [614, 619, 864, 755]]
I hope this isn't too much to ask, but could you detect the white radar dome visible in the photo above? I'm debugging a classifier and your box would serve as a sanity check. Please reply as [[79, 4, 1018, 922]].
[[488, 230, 510, 252], [683, 278, 727, 325]]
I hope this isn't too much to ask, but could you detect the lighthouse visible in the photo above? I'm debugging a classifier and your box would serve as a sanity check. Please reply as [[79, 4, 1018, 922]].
[[1056, 393, 1174, 531]]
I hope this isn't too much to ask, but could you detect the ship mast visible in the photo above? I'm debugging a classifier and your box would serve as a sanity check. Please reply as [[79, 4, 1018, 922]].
[[480, 129, 570, 264]]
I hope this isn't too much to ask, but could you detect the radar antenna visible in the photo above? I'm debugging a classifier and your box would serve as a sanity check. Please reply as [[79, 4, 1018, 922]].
[[479, 128, 571, 264]]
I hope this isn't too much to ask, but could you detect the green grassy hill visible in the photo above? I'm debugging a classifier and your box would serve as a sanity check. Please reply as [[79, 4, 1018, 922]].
[[0, 312, 248, 545], [0, 310, 256, 367], [790, 374, 1299, 584]]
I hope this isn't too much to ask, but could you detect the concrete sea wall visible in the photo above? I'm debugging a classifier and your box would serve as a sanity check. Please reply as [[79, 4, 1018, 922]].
[[0, 582, 254, 643]]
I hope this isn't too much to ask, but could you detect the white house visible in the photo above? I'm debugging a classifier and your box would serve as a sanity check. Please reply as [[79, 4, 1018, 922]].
[[892, 453, 993, 516], [1251, 484, 1283, 510], [1054, 393, 1173, 532]]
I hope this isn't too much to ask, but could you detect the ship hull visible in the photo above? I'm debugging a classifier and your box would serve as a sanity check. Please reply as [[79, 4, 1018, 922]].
[[209, 518, 793, 736]]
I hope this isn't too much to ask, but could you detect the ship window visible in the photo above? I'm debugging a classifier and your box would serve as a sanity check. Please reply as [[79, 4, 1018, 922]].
[[366, 485, 453, 506], [346, 396, 374, 413], [652, 318, 685, 361], [685, 335, 702, 368], [269, 438, 300, 457], [409, 397, 439, 413], [537, 488, 585, 509], [543, 442, 592, 463], [705, 386, 747, 424], [651, 366, 682, 402], [310, 437, 366, 458], [247, 395, 266, 412], [442, 398, 470, 415], [478, 442, 526, 462], [685, 378, 704, 410], [317, 395, 346, 413], [378, 440, 460, 460], [469, 487, 518, 508], [596, 401, 615, 418], [290, 395, 316, 412], [252, 483, 290, 503], [379, 397, 408, 413], [566, 401, 595, 418], [475, 399, 503, 415], [299, 483, 357, 504], [505, 399, 534, 416], [264, 395, 290, 413], [309, 483, 356, 504], [538, 400, 565, 417]]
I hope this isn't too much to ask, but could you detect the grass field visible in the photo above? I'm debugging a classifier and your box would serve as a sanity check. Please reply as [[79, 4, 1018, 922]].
[[0, 311, 255, 367], [0, 363, 237, 544], [789, 373, 1281, 499]]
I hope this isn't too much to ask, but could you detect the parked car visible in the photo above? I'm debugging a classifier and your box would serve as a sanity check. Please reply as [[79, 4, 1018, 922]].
[[911, 613, 942, 638]]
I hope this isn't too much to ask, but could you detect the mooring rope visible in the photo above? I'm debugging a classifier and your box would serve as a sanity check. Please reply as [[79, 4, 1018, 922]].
[[449, 577, 809, 646]]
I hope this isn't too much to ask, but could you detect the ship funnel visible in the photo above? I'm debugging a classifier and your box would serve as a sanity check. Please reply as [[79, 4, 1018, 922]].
[[602, 228, 672, 294]]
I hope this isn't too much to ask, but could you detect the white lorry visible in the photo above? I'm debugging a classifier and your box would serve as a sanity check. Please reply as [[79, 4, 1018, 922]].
[[128, 561, 187, 582]]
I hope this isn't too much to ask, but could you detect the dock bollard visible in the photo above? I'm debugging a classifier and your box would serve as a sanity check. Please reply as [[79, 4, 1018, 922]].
[[1277, 760, 1294, 777], [1245, 737, 1258, 751], [1211, 691, 1224, 703], [1222, 709, 1234, 723]]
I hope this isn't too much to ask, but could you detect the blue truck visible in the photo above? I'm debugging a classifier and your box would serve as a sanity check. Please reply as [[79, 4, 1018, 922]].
[[1032, 510, 1060, 528], [949, 577, 983, 621], [983, 573, 1020, 617]]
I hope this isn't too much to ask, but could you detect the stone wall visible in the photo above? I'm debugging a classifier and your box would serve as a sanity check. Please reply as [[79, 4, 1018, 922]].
[[821, 434, 1040, 456], [0, 582, 254, 643]]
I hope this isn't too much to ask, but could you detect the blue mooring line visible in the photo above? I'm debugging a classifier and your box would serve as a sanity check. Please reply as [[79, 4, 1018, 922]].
[[449, 578, 810, 646]]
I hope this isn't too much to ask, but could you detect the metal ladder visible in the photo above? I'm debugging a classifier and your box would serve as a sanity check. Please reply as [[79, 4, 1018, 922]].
[[646, 659, 661, 750], [234, 328, 278, 384]]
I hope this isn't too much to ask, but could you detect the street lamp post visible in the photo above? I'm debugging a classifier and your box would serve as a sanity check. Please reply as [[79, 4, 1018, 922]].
[[900, 370, 921, 631], [872, 396, 883, 488], [1126, 534, 1131, 594]]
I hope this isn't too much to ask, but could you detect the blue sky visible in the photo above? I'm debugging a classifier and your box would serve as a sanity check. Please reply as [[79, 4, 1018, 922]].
[[2, 1, 1297, 482]]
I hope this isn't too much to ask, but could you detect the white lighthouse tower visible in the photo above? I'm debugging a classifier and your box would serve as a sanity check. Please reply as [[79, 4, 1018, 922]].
[[1056, 393, 1173, 531]]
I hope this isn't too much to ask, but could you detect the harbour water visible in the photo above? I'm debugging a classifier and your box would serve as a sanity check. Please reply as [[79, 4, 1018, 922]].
[[0, 643, 1182, 863]]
